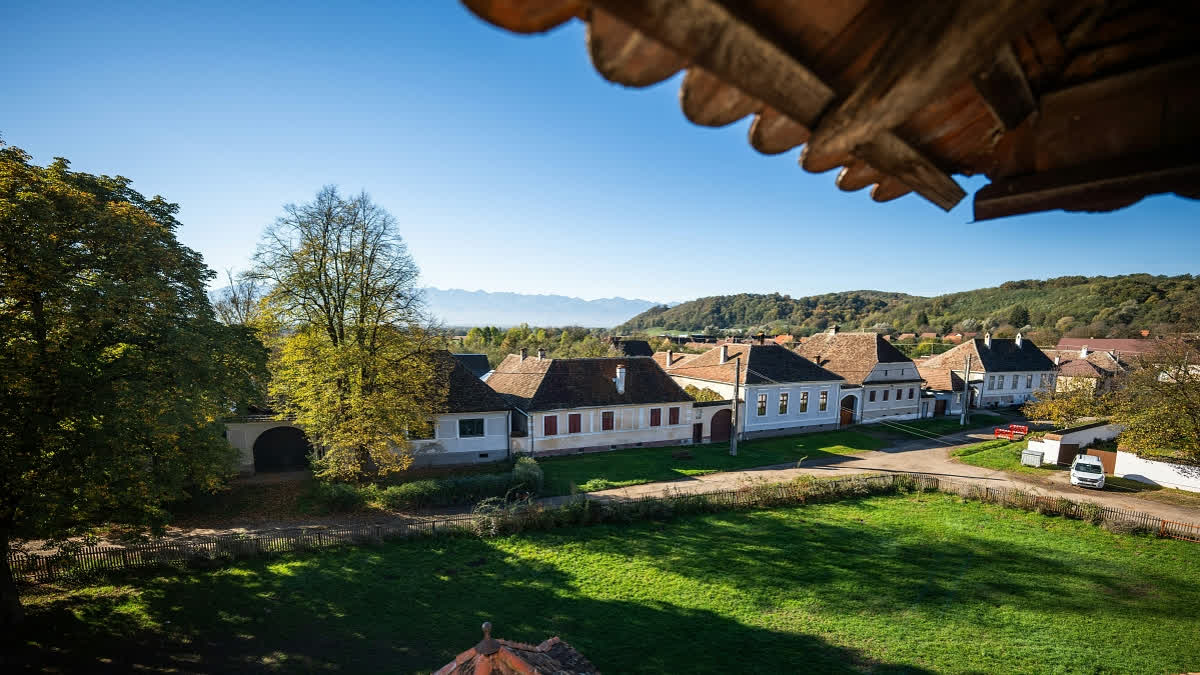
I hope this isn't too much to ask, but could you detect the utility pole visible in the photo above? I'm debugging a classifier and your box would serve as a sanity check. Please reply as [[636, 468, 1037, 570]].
[[730, 355, 741, 456], [960, 354, 973, 426]]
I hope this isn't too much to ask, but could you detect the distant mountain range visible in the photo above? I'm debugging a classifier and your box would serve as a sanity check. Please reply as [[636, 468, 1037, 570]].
[[421, 288, 662, 328]]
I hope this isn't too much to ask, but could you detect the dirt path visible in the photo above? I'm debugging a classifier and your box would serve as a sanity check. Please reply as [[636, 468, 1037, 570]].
[[570, 431, 1200, 524]]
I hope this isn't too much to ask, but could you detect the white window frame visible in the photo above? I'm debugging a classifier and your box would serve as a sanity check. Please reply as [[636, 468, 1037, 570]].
[[458, 418, 486, 438], [756, 393, 768, 417], [778, 391, 789, 415]]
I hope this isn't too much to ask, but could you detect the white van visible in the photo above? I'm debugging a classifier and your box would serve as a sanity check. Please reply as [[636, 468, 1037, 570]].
[[1070, 455, 1106, 489]]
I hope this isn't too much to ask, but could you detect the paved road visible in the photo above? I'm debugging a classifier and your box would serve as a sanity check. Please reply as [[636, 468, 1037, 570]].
[[576, 427, 1200, 525]]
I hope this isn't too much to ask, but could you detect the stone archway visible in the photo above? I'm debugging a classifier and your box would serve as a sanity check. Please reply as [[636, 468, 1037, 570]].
[[840, 395, 858, 426], [252, 426, 312, 472]]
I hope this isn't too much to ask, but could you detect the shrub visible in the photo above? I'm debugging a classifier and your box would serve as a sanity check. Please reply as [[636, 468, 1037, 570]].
[[512, 457, 544, 494], [313, 482, 366, 512]]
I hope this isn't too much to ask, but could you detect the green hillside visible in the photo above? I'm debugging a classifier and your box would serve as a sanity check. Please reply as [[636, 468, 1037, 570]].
[[617, 275, 1200, 339]]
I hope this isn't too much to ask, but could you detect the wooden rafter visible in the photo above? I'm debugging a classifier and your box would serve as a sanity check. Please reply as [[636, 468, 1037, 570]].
[[805, 0, 1051, 163], [972, 45, 1037, 130], [587, 0, 965, 210]]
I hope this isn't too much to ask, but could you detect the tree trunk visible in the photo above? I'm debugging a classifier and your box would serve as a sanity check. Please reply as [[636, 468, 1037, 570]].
[[0, 533, 24, 627]]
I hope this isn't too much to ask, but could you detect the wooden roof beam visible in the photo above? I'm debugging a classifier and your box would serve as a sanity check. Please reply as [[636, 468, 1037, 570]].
[[974, 148, 1200, 221], [972, 45, 1037, 130], [806, 1, 1051, 163], [588, 0, 965, 210]]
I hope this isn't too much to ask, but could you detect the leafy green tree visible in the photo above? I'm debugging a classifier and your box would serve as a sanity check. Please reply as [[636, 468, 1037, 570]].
[[252, 187, 439, 482], [0, 146, 267, 626], [1008, 305, 1030, 328], [684, 384, 725, 402]]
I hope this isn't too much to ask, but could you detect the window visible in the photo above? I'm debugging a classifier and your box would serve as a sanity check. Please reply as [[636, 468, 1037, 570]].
[[458, 418, 485, 438], [908, 388, 915, 400], [778, 392, 789, 415], [1011, 374, 1019, 389], [882, 389, 889, 401], [819, 391, 829, 411], [650, 408, 662, 426], [996, 375, 1004, 390], [756, 393, 767, 416], [668, 406, 680, 425], [543, 415, 557, 436], [799, 391, 809, 413], [1025, 374, 1033, 388], [883, 369, 888, 376], [568, 413, 582, 434], [1039, 374, 1049, 388], [869, 390, 877, 402], [601, 411, 615, 431]]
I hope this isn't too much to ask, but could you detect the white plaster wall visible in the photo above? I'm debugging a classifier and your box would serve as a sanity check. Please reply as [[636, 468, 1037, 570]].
[[742, 382, 841, 433], [1114, 452, 1200, 492], [979, 370, 1055, 405], [514, 401, 696, 455], [223, 420, 306, 474], [408, 411, 510, 467], [1057, 423, 1122, 447]]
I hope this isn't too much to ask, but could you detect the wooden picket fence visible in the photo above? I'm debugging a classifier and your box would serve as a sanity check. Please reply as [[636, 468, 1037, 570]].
[[8, 472, 1198, 584]]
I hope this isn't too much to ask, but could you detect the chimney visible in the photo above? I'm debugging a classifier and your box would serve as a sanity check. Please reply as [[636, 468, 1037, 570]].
[[613, 364, 627, 394], [1054, 355, 1060, 366], [1079, 345, 1088, 358], [666, 349, 674, 366], [719, 345, 729, 364], [829, 325, 838, 334], [984, 332, 992, 348], [537, 348, 546, 360], [519, 347, 528, 361], [1015, 332, 1023, 348], [758, 334, 766, 345]]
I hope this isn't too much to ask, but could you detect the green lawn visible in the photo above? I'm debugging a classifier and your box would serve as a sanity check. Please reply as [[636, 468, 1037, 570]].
[[15, 493, 1200, 673], [869, 412, 1007, 439], [951, 438, 1058, 476], [539, 429, 885, 495]]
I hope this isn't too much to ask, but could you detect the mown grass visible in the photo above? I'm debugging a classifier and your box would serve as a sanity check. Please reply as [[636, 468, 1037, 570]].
[[538, 429, 885, 495], [15, 493, 1200, 674], [870, 412, 1007, 439], [952, 438, 1057, 476]]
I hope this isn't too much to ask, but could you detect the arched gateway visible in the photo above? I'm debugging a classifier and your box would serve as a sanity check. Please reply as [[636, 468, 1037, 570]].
[[252, 426, 313, 472], [839, 394, 858, 426]]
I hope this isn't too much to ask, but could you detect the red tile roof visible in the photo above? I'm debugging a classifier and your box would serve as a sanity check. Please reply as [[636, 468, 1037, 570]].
[[795, 331, 917, 385], [434, 623, 597, 675], [487, 355, 691, 412], [662, 344, 842, 386], [1054, 337, 1157, 354]]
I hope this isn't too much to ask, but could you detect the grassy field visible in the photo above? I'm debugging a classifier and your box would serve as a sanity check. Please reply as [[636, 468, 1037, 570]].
[[868, 412, 1007, 439], [538, 429, 885, 495], [14, 493, 1200, 674], [951, 438, 1055, 476]]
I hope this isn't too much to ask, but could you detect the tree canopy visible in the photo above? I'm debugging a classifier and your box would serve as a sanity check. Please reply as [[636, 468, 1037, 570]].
[[0, 145, 267, 625], [251, 186, 440, 481]]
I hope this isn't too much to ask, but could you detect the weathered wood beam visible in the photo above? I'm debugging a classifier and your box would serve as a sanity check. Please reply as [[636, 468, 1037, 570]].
[[974, 148, 1200, 221], [588, 0, 965, 210], [972, 45, 1036, 130], [806, 0, 1051, 161]]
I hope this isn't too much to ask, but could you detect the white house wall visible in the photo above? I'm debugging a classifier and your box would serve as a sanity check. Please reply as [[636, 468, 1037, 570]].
[[857, 362, 924, 421], [409, 411, 510, 467], [223, 420, 305, 475], [741, 382, 842, 436], [512, 401, 699, 456]]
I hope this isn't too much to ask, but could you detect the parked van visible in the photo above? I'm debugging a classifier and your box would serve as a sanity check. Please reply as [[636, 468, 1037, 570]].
[[1070, 455, 1106, 489]]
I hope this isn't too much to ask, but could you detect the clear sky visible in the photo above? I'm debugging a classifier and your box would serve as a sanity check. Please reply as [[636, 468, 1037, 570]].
[[4, 1, 1197, 303]]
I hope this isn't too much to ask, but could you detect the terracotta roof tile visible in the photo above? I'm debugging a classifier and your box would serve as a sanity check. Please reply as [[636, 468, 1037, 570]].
[[662, 344, 842, 385], [487, 355, 691, 412], [434, 625, 598, 675], [1054, 338, 1156, 354], [794, 331, 916, 385]]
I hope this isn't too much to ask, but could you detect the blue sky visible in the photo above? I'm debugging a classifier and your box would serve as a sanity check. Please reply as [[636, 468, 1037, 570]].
[[4, 1, 1197, 303]]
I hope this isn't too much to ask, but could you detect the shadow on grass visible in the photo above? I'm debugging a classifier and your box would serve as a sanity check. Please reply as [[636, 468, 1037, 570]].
[[11, 532, 932, 674]]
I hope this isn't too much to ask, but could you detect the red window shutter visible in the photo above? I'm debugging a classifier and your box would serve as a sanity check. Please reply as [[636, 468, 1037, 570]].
[[668, 407, 680, 425], [569, 413, 582, 434], [602, 411, 614, 430], [544, 416, 557, 436], [650, 408, 662, 426]]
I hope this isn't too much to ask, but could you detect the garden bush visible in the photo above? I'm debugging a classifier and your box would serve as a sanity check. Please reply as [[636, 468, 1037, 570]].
[[512, 456, 544, 493], [379, 459, 545, 510], [312, 482, 366, 512]]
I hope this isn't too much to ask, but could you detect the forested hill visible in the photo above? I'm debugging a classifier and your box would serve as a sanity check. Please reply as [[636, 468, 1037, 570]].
[[615, 275, 1200, 338], [617, 291, 916, 333]]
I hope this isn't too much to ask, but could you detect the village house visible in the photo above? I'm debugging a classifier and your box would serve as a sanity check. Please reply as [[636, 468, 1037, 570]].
[[917, 333, 1056, 412], [796, 328, 930, 423], [1044, 345, 1129, 394], [224, 350, 511, 474], [486, 349, 709, 456], [1053, 336, 1158, 357], [605, 336, 654, 357], [659, 343, 845, 437]]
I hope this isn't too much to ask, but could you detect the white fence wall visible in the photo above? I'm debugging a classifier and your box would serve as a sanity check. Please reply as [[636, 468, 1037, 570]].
[[1114, 452, 1200, 493], [1034, 423, 1123, 465]]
